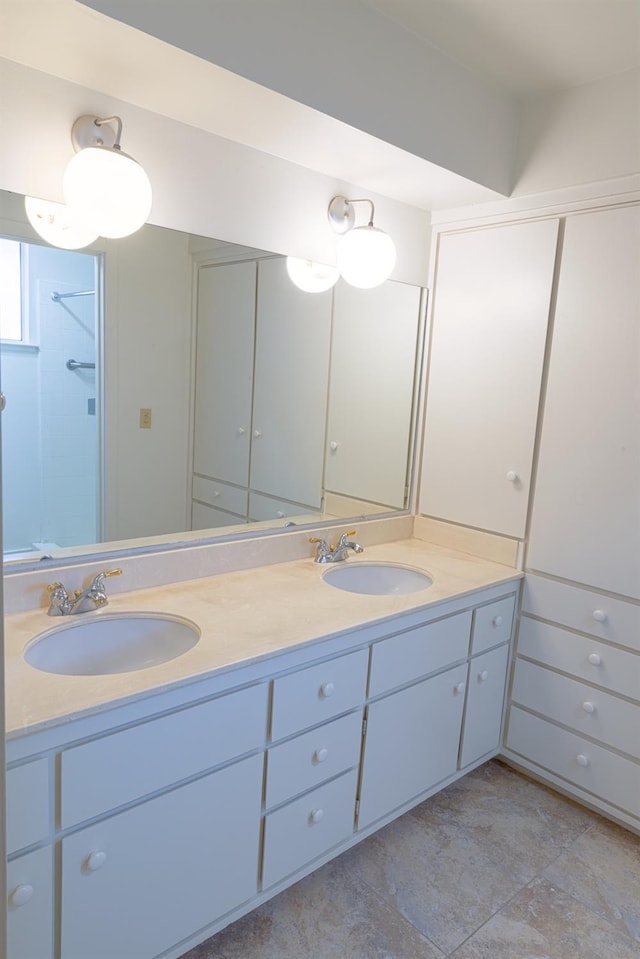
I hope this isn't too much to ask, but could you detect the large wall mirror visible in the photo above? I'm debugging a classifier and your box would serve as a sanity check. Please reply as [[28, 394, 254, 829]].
[[0, 188, 426, 571]]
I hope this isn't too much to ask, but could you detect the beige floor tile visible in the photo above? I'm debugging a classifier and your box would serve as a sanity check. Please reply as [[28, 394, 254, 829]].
[[181, 856, 445, 959], [543, 818, 640, 943], [449, 877, 640, 959]]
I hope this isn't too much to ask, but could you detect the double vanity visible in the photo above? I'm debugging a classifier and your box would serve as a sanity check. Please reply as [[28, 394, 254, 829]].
[[4, 534, 520, 959]]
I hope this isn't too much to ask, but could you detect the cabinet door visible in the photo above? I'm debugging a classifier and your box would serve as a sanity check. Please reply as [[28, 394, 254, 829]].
[[7, 847, 53, 959], [527, 205, 640, 598], [459, 644, 509, 768], [250, 257, 332, 507], [420, 219, 559, 537], [193, 261, 256, 486], [325, 279, 421, 508], [61, 754, 263, 959], [358, 663, 468, 831]]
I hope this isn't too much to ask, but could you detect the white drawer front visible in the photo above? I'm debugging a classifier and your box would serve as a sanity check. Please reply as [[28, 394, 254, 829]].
[[368, 610, 471, 698], [7, 846, 54, 959], [6, 759, 50, 854], [523, 574, 640, 653], [517, 616, 639, 702], [471, 595, 516, 654], [61, 683, 268, 828], [511, 658, 640, 760], [266, 710, 362, 809], [271, 649, 368, 741], [192, 475, 248, 515], [248, 491, 318, 521], [262, 768, 358, 889], [507, 707, 640, 819]]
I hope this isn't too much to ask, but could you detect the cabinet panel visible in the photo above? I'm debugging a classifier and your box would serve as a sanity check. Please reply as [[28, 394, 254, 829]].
[[6, 758, 50, 854], [262, 768, 358, 889], [358, 663, 468, 831], [7, 846, 53, 959], [512, 658, 640, 760], [368, 610, 471, 698], [420, 218, 559, 537], [61, 683, 267, 827], [459, 644, 509, 768], [271, 649, 368, 741], [248, 490, 318, 522], [192, 501, 246, 529], [471, 595, 515, 654], [192, 475, 248, 515], [507, 707, 640, 819], [61, 754, 263, 959], [527, 206, 640, 597]]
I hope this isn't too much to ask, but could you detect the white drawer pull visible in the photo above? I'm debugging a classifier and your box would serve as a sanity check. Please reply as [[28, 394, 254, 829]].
[[9, 884, 34, 907], [506, 470, 519, 483], [319, 682, 335, 698], [492, 615, 504, 628], [313, 747, 329, 764], [478, 670, 489, 682], [309, 808, 324, 825], [592, 609, 608, 623], [588, 653, 602, 666], [85, 851, 107, 872], [454, 682, 466, 695], [582, 701, 595, 714], [576, 754, 590, 768]]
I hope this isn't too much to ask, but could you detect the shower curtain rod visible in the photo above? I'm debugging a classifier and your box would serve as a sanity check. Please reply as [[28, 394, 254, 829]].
[[51, 289, 95, 302]]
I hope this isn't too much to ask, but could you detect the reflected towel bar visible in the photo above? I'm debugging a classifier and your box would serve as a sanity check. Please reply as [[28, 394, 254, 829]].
[[51, 290, 95, 301], [66, 359, 95, 371]]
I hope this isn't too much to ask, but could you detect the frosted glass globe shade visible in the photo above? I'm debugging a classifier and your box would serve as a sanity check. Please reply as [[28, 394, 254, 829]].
[[286, 257, 339, 293], [24, 196, 99, 250], [337, 226, 396, 289], [63, 147, 152, 239]]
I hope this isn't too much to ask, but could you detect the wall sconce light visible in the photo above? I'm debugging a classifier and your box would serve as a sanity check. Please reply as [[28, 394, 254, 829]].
[[63, 115, 152, 239], [24, 196, 99, 250], [328, 195, 396, 289], [285, 257, 340, 293]]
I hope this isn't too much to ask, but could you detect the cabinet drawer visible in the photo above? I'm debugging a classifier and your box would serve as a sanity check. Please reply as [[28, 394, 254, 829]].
[[7, 846, 54, 959], [507, 706, 640, 819], [61, 683, 268, 828], [369, 610, 471, 698], [511, 658, 640, 760], [192, 474, 248, 515], [262, 768, 358, 889], [471, 595, 515, 654], [459, 644, 509, 768], [266, 710, 362, 809], [6, 759, 50, 854], [248, 491, 318, 521], [271, 649, 368, 741], [518, 616, 639, 701], [523, 574, 640, 653]]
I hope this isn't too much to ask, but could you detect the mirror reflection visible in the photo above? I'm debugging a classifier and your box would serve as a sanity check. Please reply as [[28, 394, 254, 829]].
[[0, 189, 425, 567]]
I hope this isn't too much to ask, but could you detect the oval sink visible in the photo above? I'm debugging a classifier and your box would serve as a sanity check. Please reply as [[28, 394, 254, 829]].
[[322, 562, 433, 595], [24, 613, 200, 676]]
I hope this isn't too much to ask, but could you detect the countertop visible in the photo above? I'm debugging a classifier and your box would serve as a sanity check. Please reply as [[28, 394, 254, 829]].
[[4, 539, 522, 738]]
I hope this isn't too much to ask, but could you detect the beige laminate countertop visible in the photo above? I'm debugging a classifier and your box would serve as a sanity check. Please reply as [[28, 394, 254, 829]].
[[4, 539, 522, 739]]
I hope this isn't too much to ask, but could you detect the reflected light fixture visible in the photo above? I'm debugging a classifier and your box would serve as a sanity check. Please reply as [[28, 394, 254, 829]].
[[286, 256, 339, 293], [63, 115, 152, 239], [328, 195, 396, 289], [24, 196, 99, 250]]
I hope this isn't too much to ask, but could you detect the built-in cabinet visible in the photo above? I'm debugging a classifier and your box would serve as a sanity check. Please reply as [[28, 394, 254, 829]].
[[6, 583, 517, 959]]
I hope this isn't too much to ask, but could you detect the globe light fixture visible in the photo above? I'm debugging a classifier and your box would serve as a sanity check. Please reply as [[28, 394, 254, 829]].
[[63, 115, 152, 239], [328, 195, 396, 289], [286, 256, 339, 293], [24, 196, 99, 250]]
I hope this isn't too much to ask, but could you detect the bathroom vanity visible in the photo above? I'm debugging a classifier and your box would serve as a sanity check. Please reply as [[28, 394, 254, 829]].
[[4, 539, 519, 959]]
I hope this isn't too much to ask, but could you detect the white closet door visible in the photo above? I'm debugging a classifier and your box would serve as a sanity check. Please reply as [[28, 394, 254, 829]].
[[420, 218, 559, 538], [527, 205, 640, 598], [250, 257, 332, 507], [325, 279, 421, 509], [193, 261, 256, 486]]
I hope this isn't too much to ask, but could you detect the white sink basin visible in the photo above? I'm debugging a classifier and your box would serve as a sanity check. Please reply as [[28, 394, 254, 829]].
[[24, 613, 201, 676], [322, 562, 433, 595]]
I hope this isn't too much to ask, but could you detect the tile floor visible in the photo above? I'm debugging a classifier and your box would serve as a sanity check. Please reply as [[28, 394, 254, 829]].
[[182, 760, 640, 959]]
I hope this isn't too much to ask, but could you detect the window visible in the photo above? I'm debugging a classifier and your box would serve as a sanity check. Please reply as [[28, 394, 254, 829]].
[[0, 238, 25, 342]]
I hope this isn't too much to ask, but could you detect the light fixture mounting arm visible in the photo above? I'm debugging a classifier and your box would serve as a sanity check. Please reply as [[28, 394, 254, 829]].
[[71, 115, 124, 153], [328, 195, 376, 234]]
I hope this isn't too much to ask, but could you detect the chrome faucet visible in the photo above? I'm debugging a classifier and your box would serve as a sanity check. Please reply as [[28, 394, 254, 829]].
[[46, 568, 122, 616], [309, 530, 364, 564]]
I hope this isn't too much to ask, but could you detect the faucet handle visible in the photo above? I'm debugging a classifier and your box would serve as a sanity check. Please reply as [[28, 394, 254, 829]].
[[337, 529, 357, 545], [91, 568, 123, 589]]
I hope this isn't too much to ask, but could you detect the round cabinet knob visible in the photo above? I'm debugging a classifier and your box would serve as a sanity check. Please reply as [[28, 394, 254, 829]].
[[582, 701, 596, 714], [454, 682, 466, 695], [9, 884, 34, 907], [237, 427, 246, 436], [492, 615, 504, 628], [576, 754, 590, 768], [588, 653, 602, 666], [592, 609, 608, 623], [506, 470, 519, 483], [85, 851, 107, 872], [319, 681, 335, 698], [309, 808, 324, 825], [478, 670, 489, 682], [313, 747, 329, 764], [276, 511, 285, 518], [213, 490, 221, 498], [329, 441, 339, 452], [253, 429, 262, 438]]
